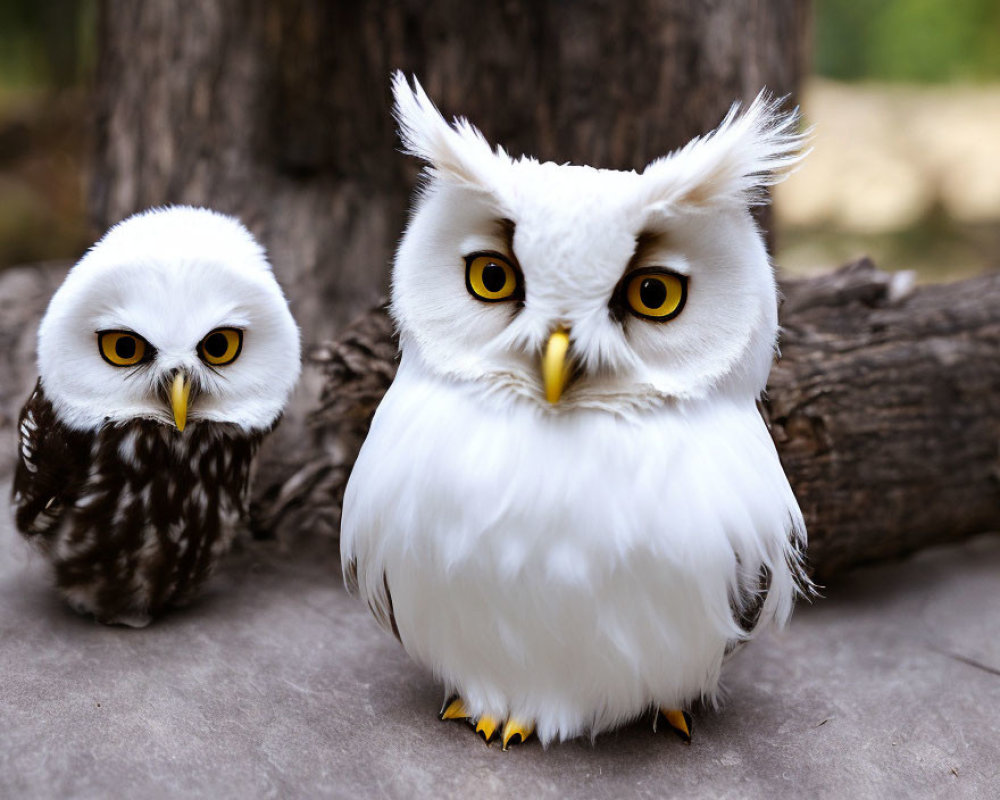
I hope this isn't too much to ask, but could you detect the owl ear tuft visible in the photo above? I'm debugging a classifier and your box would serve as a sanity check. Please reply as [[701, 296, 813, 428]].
[[391, 71, 506, 191], [642, 92, 810, 213]]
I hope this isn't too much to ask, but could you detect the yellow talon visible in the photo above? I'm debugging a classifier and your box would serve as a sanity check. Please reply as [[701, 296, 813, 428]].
[[501, 718, 535, 750], [661, 708, 693, 743], [440, 697, 470, 721], [475, 715, 499, 744]]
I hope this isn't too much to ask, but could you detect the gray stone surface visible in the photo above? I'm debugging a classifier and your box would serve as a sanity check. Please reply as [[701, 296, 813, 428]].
[[2, 501, 999, 799]]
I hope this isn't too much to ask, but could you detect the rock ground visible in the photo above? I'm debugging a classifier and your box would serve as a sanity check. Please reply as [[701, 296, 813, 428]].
[[2, 505, 999, 799]]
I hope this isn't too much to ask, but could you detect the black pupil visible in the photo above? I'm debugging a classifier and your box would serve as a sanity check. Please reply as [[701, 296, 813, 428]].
[[115, 336, 136, 359], [481, 262, 508, 293], [639, 277, 667, 309], [205, 332, 230, 358]]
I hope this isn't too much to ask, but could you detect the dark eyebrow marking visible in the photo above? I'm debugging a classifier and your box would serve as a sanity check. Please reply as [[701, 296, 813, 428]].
[[494, 218, 516, 252], [486, 218, 525, 312], [609, 230, 673, 323], [488, 217, 521, 274], [625, 230, 670, 276]]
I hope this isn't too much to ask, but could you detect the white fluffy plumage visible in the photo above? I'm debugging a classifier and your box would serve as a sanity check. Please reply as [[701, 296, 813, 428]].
[[342, 74, 810, 744], [39, 205, 300, 432]]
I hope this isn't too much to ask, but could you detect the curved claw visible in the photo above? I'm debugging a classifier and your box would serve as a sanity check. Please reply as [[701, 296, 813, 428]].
[[660, 708, 693, 743], [440, 697, 471, 721], [475, 715, 499, 744], [501, 718, 535, 750]]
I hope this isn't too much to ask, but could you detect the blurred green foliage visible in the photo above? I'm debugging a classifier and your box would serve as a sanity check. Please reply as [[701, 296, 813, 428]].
[[0, 0, 96, 90], [816, 0, 1000, 82], [0, 0, 96, 269]]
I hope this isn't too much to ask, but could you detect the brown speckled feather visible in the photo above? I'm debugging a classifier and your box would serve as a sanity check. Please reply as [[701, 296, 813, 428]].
[[255, 304, 397, 538], [13, 380, 91, 538], [13, 381, 264, 626]]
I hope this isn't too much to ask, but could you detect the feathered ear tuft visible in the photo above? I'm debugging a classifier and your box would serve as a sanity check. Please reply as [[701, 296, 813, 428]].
[[642, 91, 811, 213], [391, 71, 507, 191]]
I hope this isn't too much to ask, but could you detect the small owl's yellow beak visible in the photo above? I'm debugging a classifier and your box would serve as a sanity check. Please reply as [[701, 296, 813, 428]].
[[542, 328, 571, 404], [171, 371, 191, 431]]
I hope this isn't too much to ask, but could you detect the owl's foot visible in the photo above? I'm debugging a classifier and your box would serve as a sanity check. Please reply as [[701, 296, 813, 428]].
[[440, 696, 471, 721], [658, 708, 693, 743], [501, 718, 535, 750], [440, 696, 535, 749], [475, 714, 500, 744], [98, 611, 153, 628], [67, 597, 152, 628]]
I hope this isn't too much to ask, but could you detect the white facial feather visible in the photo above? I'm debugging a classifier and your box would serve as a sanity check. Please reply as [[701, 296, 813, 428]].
[[343, 74, 810, 745], [38, 206, 301, 432], [392, 71, 514, 195], [640, 92, 811, 212], [389, 74, 807, 409]]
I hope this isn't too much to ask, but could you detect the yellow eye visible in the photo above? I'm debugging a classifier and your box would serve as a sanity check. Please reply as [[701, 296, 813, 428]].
[[624, 270, 687, 321], [465, 253, 521, 302], [199, 328, 243, 366], [98, 330, 149, 367]]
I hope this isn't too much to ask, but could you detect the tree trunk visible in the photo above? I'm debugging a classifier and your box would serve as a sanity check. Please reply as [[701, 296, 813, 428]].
[[92, 0, 809, 344], [92, 0, 810, 496], [257, 260, 1000, 580]]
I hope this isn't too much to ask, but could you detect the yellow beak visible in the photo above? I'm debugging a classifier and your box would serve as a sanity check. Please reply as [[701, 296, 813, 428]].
[[171, 371, 191, 431], [542, 328, 571, 404]]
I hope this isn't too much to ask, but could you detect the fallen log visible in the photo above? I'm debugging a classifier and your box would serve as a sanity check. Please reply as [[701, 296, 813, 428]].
[[256, 258, 1000, 580], [2, 259, 998, 579], [767, 259, 1000, 578]]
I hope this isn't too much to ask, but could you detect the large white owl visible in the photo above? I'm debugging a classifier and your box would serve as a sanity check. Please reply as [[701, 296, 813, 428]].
[[13, 207, 300, 627], [341, 74, 810, 748]]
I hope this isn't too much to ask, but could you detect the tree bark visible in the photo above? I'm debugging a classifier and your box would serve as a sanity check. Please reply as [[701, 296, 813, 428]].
[[3, 260, 996, 577], [0, 263, 68, 465], [767, 260, 1000, 578], [256, 260, 1000, 580], [92, 0, 810, 499], [92, 0, 808, 344]]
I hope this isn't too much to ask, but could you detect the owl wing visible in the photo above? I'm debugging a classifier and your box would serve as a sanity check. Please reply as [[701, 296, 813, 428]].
[[253, 303, 397, 537], [730, 566, 769, 638], [727, 532, 812, 657], [344, 557, 400, 641], [11, 381, 91, 540]]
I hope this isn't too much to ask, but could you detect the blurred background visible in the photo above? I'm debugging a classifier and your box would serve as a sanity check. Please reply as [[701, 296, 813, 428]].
[[779, 0, 1000, 280], [1, 0, 998, 284]]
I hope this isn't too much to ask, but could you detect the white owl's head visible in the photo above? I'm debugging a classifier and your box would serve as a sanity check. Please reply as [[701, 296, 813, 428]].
[[389, 73, 807, 412], [37, 207, 301, 433]]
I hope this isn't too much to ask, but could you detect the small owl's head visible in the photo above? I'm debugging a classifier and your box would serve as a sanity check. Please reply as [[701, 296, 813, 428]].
[[389, 73, 807, 412], [38, 207, 301, 432]]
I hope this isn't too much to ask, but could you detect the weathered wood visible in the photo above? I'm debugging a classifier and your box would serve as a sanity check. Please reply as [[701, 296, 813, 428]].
[[0, 263, 69, 481], [92, 0, 808, 344], [257, 260, 1000, 579], [767, 259, 1000, 578], [3, 259, 997, 576]]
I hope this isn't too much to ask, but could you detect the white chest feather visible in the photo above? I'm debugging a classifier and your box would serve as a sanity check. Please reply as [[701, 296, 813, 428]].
[[342, 357, 806, 743]]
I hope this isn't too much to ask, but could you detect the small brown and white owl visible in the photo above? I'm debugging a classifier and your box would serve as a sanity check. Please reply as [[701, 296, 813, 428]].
[[12, 207, 300, 626]]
